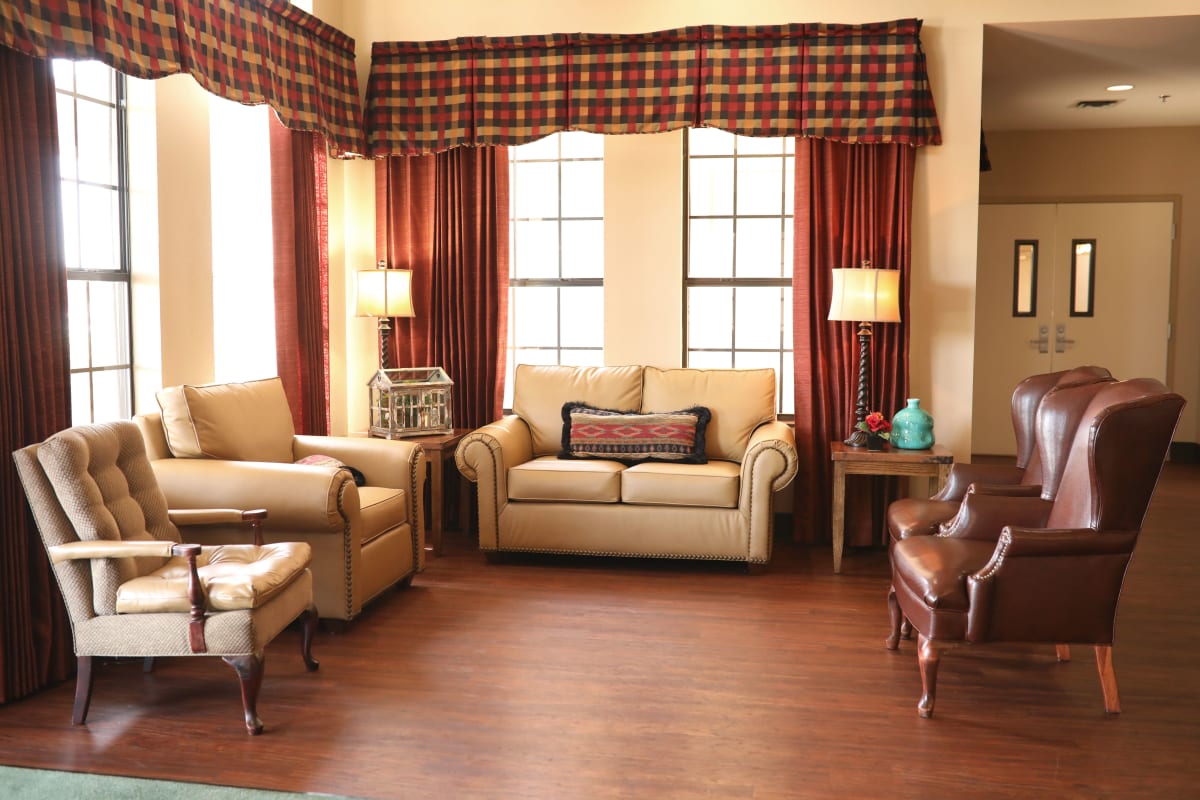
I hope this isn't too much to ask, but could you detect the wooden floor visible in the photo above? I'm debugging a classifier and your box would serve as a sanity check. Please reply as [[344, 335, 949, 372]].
[[1, 464, 1199, 799]]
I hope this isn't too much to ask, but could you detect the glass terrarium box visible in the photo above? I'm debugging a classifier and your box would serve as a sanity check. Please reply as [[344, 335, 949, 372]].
[[368, 367, 454, 438]]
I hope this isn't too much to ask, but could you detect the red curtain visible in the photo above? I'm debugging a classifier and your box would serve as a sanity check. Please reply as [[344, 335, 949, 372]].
[[792, 139, 915, 546], [375, 148, 510, 429], [270, 114, 330, 435], [0, 47, 74, 702]]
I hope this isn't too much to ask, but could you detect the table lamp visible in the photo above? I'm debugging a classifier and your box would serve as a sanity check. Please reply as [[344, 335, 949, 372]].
[[356, 260, 415, 370], [828, 261, 901, 446]]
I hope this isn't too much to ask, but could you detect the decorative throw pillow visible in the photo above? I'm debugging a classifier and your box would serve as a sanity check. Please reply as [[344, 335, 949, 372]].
[[559, 403, 710, 464], [295, 454, 366, 487]]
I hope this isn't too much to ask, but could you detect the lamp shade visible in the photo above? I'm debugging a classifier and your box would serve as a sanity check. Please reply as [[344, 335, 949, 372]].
[[356, 268, 415, 318], [828, 268, 901, 323]]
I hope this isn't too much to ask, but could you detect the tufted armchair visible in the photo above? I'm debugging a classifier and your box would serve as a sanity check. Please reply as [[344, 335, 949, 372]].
[[13, 421, 319, 735], [134, 377, 426, 623], [888, 378, 1185, 718]]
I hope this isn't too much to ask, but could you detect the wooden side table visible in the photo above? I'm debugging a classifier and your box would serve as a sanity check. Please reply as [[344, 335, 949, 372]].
[[385, 428, 470, 556], [830, 442, 953, 574]]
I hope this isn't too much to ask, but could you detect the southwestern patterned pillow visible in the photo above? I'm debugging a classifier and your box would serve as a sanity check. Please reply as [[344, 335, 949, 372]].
[[559, 403, 711, 464]]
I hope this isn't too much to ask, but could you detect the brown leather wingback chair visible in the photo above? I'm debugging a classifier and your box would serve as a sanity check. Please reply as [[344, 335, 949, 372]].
[[887, 366, 1112, 544], [888, 378, 1184, 718]]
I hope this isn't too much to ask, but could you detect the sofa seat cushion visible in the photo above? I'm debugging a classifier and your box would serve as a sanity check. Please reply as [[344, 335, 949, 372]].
[[116, 542, 312, 613], [508, 456, 624, 503], [357, 486, 409, 546], [620, 460, 740, 508]]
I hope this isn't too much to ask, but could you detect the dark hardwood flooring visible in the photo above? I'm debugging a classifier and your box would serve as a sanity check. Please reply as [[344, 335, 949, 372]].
[[1, 464, 1199, 799]]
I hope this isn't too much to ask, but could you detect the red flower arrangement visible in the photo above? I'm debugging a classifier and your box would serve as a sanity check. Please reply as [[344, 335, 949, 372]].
[[856, 411, 892, 440]]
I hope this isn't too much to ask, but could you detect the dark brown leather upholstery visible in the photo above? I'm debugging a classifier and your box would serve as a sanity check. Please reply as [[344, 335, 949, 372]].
[[886, 366, 1113, 543], [888, 378, 1185, 718]]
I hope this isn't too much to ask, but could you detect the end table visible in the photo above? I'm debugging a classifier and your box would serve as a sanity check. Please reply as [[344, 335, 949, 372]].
[[379, 428, 470, 555]]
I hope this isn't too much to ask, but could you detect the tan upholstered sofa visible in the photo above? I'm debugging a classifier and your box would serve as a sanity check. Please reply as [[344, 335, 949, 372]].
[[134, 377, 425, 622], [455, 365, 798, 569]]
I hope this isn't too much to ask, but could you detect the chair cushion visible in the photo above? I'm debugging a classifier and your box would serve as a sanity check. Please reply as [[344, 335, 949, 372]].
[[620, 461, 740, 508], [157, 377, 296, 463], [357, 486, 408, 546], [560, 404, 710, 464], [891, 536, 997, 612], [508, 456, 624, 503], [512, 364, 644, 457], [640, 367, 776, 462], [116, 542, 312, 613]]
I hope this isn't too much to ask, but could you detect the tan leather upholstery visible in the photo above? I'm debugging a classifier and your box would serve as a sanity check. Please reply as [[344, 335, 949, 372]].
[[12, 420, 319, 734], [157, 377, 296, 462], [888, 378, 1185, 717], [136, 377, 426, 621], [457, 366, 797, 568]]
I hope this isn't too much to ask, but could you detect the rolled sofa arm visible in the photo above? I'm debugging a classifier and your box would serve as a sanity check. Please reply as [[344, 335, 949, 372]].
[[150, 459, 352, 533], [738, 421, 798, 564], [293, 435, 423, 493], [455, 416, 534, 550]]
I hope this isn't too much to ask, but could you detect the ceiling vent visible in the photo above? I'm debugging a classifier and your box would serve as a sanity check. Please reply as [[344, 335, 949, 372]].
[[1074, 99, 1121, 109]]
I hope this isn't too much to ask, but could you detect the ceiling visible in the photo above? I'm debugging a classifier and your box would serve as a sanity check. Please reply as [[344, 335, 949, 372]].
[[981, 15, 1200, 131]]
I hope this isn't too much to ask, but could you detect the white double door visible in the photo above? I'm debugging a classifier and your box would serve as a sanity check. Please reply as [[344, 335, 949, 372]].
[[972, 201, 1173, 456]]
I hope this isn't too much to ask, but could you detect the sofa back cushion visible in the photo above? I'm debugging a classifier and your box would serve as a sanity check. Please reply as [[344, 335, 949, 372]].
[[641, 367, 776, 461], [157, 377, 296, 463], [513, 364, 644, 456]]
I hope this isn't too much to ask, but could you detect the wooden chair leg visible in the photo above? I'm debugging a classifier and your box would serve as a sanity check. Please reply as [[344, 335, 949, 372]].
[[917, 635, 942, 718], [1056, 645, 1071, 662], [222, 654, 265, 735], [72, 655, 94, 725], [886, 586, 903, 650], [1095, 645, 1121, 714], [143, 656, 156, 673], [301, 605, 320, 673]]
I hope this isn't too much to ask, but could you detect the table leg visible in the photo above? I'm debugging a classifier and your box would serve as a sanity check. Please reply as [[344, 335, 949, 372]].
[[428, 452, 444, 555], [832, 462, 847, 573]]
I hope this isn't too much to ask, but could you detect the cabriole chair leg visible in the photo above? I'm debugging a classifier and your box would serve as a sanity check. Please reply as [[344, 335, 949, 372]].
[[917, 635, 941, 718], [223, 654, 266, 735], [301, 606, 320, 672], [1095, 645, 1121, 714], [72, 655, 94, 725], [886, 587, 903, 650]]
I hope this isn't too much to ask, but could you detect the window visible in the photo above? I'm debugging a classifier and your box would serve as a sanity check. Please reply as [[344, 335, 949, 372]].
[[506, 131, 604, 409], [53, 59, 132, 424], [685, 129, 794, 416]]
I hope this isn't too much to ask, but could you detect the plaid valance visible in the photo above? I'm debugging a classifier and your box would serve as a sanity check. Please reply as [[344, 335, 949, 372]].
[[0, 0, 364, 157], [365, 19, 941, 156]]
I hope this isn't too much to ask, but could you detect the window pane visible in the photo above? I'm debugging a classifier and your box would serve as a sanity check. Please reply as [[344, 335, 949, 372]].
[[689, 158, 733, 216], [562, 348, 603, 367], [512, 286, 557, 348], [560, 160, 603, 218], [91, 368, 131, 422], [780, 357, 795, 415], [735, 287, 784, 350], [736, 136, 784, 155], [60, 183, 80, 270], [784, 156, 795, 215], [74, 60, 114, 102], [77, 184, 120, 270], [76, 99, 117, 185], [87, 280, 130, 367], [688, 218, 733, 278], [560, 286, 603, 348], [560, 220, 603, 279], [514, 134, 559, 161], [513, 220, 559, 279], [736, 157, 784, 216], [71, 372, 92, 424], [687, 287, 733, 350], [735, 218, 784, 278], [67, 281, 90, 368], [688, 127, 735, 156], [52, 59, 74, 92], [687, 350, 733, 369], [513, 161, 558, 219], [559, 131, 603, 159], [56, 94, 77, 180]]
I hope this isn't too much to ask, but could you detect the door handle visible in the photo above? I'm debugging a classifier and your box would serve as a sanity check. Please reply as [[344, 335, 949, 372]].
[[1029, 325, 1049, 354], [1055, 324, 1075, 354]]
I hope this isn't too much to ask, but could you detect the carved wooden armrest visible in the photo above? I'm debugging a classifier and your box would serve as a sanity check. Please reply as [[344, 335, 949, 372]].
[[169, 543, 208, 654], [169, 508, 268, 546]]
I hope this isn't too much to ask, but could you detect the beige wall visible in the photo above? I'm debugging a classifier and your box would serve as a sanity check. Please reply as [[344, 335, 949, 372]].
[[980, 127, 1200, 441], [146, 0, 1200, 458]]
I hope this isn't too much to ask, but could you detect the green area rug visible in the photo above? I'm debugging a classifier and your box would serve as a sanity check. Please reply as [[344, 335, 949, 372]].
[[0, 765, 362, 799]]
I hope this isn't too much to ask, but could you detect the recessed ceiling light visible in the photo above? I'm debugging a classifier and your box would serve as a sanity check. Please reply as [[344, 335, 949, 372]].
[[1106, 84, 1135, 92]]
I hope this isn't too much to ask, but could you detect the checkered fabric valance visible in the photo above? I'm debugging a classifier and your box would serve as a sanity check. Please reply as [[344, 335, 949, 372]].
[[365, 19, 941, 156], [0, 0, 364, 157]]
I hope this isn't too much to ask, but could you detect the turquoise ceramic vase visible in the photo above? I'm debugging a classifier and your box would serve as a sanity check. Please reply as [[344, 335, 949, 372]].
[[891, 398, 934, 450]]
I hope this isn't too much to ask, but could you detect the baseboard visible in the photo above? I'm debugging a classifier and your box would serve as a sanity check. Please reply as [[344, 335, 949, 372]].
[[1170, 441, 1200, 463]]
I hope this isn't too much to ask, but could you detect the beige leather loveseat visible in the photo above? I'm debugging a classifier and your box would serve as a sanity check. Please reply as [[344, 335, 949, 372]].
[[134, 377, 425, 622], [455, 365, 798, 569]]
